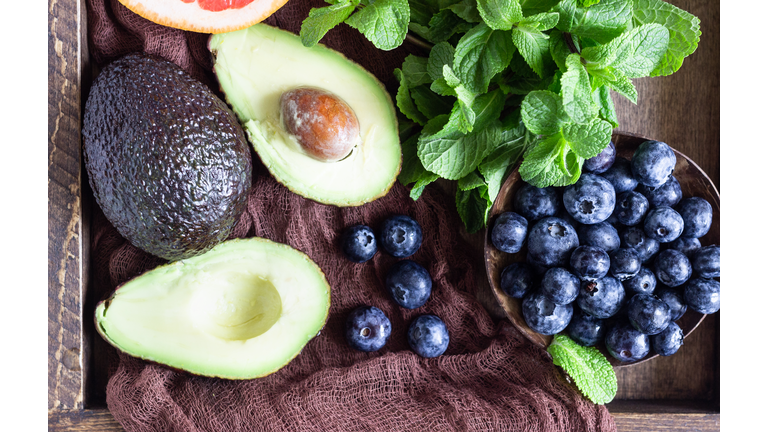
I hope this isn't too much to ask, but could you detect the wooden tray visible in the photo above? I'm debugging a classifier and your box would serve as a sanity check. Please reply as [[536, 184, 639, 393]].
[[47, 0, 720, 429]]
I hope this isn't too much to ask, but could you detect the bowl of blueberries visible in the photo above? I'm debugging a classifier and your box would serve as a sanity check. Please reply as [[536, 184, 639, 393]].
[[484, 132, 720, 367]]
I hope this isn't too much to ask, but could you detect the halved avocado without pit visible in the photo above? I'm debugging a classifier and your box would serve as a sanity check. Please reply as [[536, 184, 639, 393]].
[[95, 237, 331, 379], [209, 24, 402, 207]]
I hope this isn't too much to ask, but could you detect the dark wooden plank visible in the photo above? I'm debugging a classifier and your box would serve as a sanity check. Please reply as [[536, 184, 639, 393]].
[[49, 409, 124, 431], [613, 413, 720, 432], [49, 0, 89, 410]]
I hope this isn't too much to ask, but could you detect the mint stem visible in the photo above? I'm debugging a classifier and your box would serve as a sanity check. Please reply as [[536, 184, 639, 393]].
[[405, 33, 433, 52], [563, 32, 580, 55]]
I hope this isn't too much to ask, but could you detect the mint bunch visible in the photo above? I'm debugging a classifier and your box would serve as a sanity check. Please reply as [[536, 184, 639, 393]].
[[547, 334, 618, 404], [300, 0, 700, 232]]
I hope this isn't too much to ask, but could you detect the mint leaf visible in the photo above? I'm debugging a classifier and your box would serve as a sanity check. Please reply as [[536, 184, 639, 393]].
[[561, 54, 598, 124], [609, 23, 669, 78], [549, 29, 572, 72], [453, 23, 517, 94], [447, 98, 477, 133], [472, 89, 506, 131], [428, 42, 456, 81], [394, 68, 428, 125], [449, 0, 483, 23], [519, 0, 561, 15], [633, 0, 701, 77], [300, 0, 359, 47], [409, 0, 439, 26], [411, 85, 454, 119], [579, 0, 602, 6], [477, 0, 524, 31], [547, 334, 617, 405], [345, 0, 410, 50], [519, 12, 560, 31], [512, 26, 551, 77], [602, 67, 637, 103], [458, 170, 487, 191], [456, 186, 491, 233], [479, 124, 530, 201], [417, 117, 500, 180], [428, 10, 474, 43], [594, 85, 619, 128], [562, 118, 613, 158], [519, 134, 568, 187], [402, 55, 432, 87], [521, 90, 566, 135], [400, 134, 440, 200], [556, 0, 632, 44]]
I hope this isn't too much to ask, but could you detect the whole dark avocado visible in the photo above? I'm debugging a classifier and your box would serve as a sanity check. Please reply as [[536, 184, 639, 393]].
[[82, 53, 252, 261]]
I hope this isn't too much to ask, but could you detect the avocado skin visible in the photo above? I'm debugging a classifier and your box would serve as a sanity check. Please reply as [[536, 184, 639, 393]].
[[83, 53, 252, 261]]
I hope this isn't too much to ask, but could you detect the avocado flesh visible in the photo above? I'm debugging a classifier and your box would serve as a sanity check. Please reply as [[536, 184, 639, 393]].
[[210, 24, 401, 207], [95, 237, 331, 379]]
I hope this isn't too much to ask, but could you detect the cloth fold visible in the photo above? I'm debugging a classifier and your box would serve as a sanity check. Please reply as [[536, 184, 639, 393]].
[[86, 0, 616, 430]]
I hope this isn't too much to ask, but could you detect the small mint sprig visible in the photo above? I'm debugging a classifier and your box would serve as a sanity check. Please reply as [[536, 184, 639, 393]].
[[547, 334, 617, 405]]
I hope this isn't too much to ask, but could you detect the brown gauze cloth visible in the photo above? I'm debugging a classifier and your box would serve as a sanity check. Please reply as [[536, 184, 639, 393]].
[[86, 0, 616, 430]]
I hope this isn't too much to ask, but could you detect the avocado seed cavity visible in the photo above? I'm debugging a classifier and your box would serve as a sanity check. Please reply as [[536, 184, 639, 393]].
[[280, 87, 360, 162]]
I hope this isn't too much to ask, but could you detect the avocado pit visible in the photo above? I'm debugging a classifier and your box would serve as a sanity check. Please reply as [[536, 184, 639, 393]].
[[280, 87, 359, 162]]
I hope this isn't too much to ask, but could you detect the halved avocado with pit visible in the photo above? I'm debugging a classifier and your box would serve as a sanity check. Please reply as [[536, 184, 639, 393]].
[[95, 237, 331, 379], [209, 24, 401, 207]]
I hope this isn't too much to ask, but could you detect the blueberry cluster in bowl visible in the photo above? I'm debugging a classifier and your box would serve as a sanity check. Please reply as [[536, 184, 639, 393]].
[[492, 140, 720, 363], [339, 215, 450, 358]]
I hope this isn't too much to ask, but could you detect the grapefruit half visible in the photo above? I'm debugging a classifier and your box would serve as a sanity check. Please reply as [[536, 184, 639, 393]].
[[118, 0, 290, 34]]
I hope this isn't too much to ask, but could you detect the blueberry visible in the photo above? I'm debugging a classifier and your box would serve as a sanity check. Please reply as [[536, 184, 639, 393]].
[[567, 309, 607, 346], [345, 306, 392, 352], [522, 291, 574, 335], [636, 176, 683, 208], [644, 206, 684, 243], [563, 173, 616, 225], [527, 253, 551, 276], [601, 157, 638, 194], [655, 286, 687, 321], [610, 248, 641, 281], [613, 191, 649, 226], [626, 294, 671, 335], [692, 244, 720, 278], [407, 315, 450, 358], [576, 276, 625, 319], [513, 184, 561, 221], [620, 226, 660, 264], [556, 206, 582, 232], [500, 262, 535, 299], [668, 236, 701, 258], [605, 320, 650, 362], [676, 197, 713, 238], [491, 212, 528, 253], [340, 225, 377, 263], [527, 217, 579, 267], [577, 222, 620, 253], [622, 267, 657, 296], [683, 277, 720, 314], [654, 249, 692, 287], [540, 267, 580, 305], [583, 140, 616, 174], [385, 260, 432, 309], [651, 321, 684, 356], [378, 215, 422, 258], [631, 140, 677, 188], [570, 245, 610, 281]]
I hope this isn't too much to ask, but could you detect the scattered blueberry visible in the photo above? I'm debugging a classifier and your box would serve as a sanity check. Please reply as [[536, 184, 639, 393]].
[[407, 315, 450, 358], [578, 222, 620, 253], [613, 191, 649, 226], [491, 212, 528, 253], [378, 215, 422, 258], [620, 226, 661, 264], [605, 320, 650, 362], [655, 286, 687, 321], [669, 236, 702, 258], [563, 173, 616, 225], [692, 244, 720, 278], [610, 248, 641, 281], [636, 176, 683, 208], [500, 262, 535, 299], [385, 260, 432, 309], [651, 321, 684, 356], [683, 277, 720, 314], [527, 217, 579, 267], [340, 225, 377, 263], [631, 140, 677, 188], [676, 197, 713, 239], [601, 157, 638, 194], [570, 245, 611, 281], [540, 267, 580, 305], [626, 294, 671, 335], [576, 276, 625, 319], [567, 309, 607, 346], [623, 266, 657, 296], [583, 140, 616, 174], [513, 184, 561, 221], [345, 306, 392, 352], [644, 206, 684, 243], [522, 291, 574, 335], [654, 249, 692, 287]]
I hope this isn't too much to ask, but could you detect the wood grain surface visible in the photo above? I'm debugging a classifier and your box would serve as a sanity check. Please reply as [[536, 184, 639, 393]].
[[48, 0, 719, 429]]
